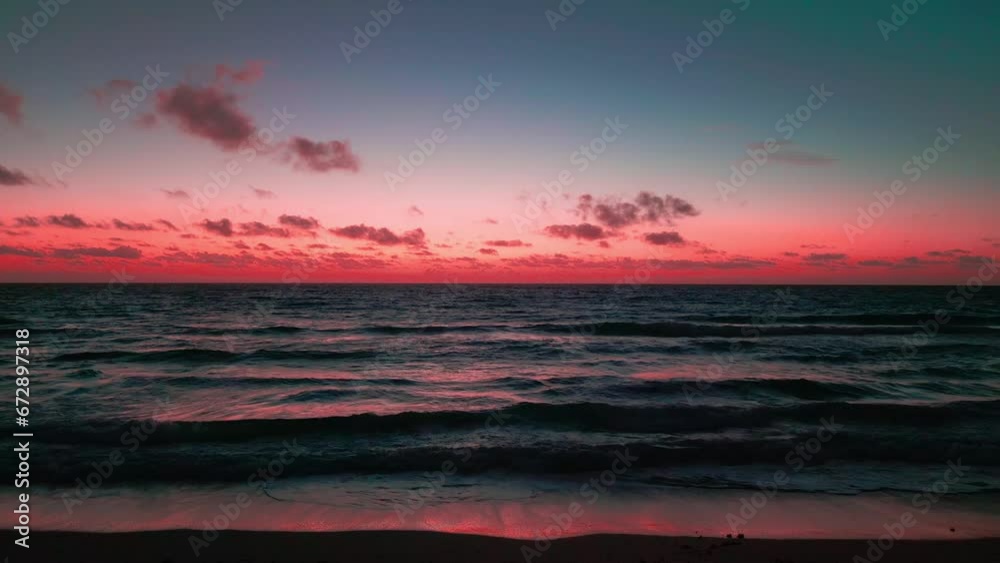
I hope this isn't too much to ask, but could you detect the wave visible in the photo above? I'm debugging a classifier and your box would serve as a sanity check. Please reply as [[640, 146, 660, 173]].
[[22, 435, 1000, 485], [529, 321, 1000, 338], [33, 399, 1000, 445], [677, 313, 1000, 326], [50, 348, 378, 363]]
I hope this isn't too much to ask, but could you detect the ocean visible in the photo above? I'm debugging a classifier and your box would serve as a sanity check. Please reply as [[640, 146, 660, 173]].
[[3, 284, 999, 538]]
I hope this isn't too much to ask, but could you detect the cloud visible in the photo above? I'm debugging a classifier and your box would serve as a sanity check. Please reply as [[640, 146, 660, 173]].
[[89, 79, 137, 106], [161, 188, 190, 200], [543, 223, 609, 240], [926, 249, 970, 258], [0, 245, 42, 257], [747, 142, 838, 166], [52, 246, 142, 259], [483, 218, 499, 225], [803, 252, 848, 262], [46, 214, 90, 229], [13, 216, 40, 228], [214, 61, 266, 85], [0, 84, 23, 125], [484, 239, 531, 247], [201, 218, 234, 237], [783, 251, 800, 257], [894, 256, 944, 268], [156, 219, 179, 231], [330, 224, 427, 247], [113, 219, 155, 231], [0, 164, 33, 186], [478, 248, 499, 255], [238, 221, 290, 237], [281, 137, 360, 172], [957, 255, 993, 268], [858, 259, 893, 267], [642, 231, 685, 246], [156, 84, 256, 151], [278, 214, 319, 230], [250, 186, 276, 199], [577, 192, 699, 229], [408, 205, 424, 217], [133, 113, 158, 129]]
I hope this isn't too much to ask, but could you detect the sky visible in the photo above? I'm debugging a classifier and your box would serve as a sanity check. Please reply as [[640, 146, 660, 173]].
[[1, 0, 998, 283]]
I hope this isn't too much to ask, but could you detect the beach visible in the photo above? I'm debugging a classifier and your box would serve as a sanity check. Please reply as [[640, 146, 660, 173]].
[[5, 531, 1000, 563]]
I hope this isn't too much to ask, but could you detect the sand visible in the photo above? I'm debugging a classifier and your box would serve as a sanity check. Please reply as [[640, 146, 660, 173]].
[[4, 531, 999, 563]]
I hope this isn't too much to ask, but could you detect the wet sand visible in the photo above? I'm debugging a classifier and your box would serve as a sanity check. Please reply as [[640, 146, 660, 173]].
[[4, 530, 1000, 563]]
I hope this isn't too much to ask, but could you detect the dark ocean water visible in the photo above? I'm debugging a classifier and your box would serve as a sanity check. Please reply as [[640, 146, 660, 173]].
[[3, 284, 1000, 501]]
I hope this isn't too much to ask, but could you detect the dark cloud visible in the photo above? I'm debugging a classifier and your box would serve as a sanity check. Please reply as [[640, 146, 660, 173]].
[[926, 249, 970, 258], [89, 79, 137, 106], [46, 214, 90, 229], [408, 205, 424, 217], [747, 142, 838, 166], [133, 112, 158, 129], [478, 248, 499, 255], [803, 252, 848, 262], [0, 245, 42, 257], [161, 188, 190, 200], [484, 239, 530, 247], [214, 61, 265, 85], [577, 192, 699, 229], [0, 84, 23, 125], [52, 246, 141, 259], [858, 259, 893, 267], [113, 219, 155, 231], [0, 164, 33, 186], [957, 255, 993, 268], [330, 224, 427, 247], [238, 221, 291, 238], [251, 187, 276, 199], [278, 214, 319, 230], [543, 223, 609, 241], [483, 218, 499, 225], [282, 137, 360, 172], [156, 84, 256, 151], [156, 219, 179, 231], [783, 252, 800, 257], [642, 231, 685, 246], [14, 216, 40, 228], [201, 218, 234, 237]]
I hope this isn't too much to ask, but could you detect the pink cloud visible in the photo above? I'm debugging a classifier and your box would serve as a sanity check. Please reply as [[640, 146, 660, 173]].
[[282, 137, 360, 173], [0, 84, 24, 125]]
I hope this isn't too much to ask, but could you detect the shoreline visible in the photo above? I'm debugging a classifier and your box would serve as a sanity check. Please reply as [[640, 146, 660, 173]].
[[4, 530, 1000, 563]]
